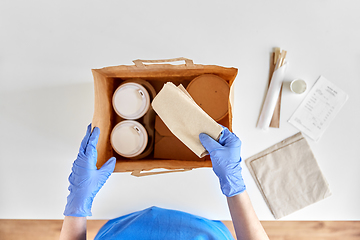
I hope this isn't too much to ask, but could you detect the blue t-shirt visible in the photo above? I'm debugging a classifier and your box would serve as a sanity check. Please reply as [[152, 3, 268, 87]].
[[94, 206, 235, 240]]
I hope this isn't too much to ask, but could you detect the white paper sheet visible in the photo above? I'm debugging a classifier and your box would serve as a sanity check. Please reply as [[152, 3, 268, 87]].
[[288, 76, 348, 141]]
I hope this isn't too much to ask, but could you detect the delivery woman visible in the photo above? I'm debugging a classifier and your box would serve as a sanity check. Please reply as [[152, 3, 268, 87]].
[[59, 124, 269, 240]]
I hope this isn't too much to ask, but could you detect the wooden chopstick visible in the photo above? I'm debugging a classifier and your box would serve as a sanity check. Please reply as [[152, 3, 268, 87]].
[[275, 49, 287, 70], [274, 47, 281, 65], [280, 50, 287, 67]]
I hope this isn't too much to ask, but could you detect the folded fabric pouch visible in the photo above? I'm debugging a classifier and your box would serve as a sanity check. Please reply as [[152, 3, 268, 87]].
[[245, 132, 331, 219], [152, 82, 223, 158]]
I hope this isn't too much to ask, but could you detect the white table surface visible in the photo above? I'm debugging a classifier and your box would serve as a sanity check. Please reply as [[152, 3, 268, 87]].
[[1, 0, 359, 221]]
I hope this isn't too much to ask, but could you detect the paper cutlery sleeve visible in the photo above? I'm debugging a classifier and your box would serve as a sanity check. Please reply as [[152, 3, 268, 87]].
[[257, 62, 288, 130]]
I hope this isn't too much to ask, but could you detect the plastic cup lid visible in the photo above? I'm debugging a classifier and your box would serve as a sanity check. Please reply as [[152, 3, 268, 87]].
[[113, 82, 150, 119], [110, 120, 148, 158]]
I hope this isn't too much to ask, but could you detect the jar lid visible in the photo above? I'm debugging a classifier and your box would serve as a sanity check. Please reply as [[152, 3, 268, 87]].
[[186, 74, 230, 121], [113, 82, 150, 120], [290, 79, 307, 94], [110, 120, 148, 158]]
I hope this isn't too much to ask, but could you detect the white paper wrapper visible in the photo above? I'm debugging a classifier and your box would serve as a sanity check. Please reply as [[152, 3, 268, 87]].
[[257, 62, 288, 130]]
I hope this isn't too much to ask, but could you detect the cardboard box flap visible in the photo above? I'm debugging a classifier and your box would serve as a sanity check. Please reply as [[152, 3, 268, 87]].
[[154, 116, 173, 137]]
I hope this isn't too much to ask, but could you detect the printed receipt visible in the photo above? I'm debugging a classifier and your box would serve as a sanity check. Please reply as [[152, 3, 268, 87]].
[[288, 76, 348, 141]]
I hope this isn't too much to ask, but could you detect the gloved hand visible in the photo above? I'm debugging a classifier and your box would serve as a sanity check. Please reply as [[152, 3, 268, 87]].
[[64, 124, 116, 217], [199, 127, 246, 197]]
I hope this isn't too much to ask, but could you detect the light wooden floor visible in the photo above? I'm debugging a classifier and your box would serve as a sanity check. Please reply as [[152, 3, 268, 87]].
[[0, 220, 359, 240]]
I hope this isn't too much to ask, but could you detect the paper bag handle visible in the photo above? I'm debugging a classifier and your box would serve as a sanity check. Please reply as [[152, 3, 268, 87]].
[[133, 57, 194, 68], [131, 168, 192, 177]]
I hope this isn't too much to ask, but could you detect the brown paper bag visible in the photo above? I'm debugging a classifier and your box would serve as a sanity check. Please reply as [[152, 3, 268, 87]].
[[245, 132, 331, 219], [268, 50, 282, 128], [91, 58, 238, 175]]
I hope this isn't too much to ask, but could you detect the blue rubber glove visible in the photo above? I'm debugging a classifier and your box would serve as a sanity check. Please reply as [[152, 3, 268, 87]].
[[64, 124, 116, 217], [199, 127, 246, 197]]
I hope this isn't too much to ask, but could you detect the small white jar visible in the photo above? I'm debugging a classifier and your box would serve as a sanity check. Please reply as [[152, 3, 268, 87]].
[[110, 120, 148, 158], [113, 82, 150, 119], [290, 79, 307, 94]]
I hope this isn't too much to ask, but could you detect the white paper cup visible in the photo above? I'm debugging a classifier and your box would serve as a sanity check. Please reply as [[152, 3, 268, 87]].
[[111, 120, 148, 158], [113, 82, 150, 119], [290, 79, 307, 94]]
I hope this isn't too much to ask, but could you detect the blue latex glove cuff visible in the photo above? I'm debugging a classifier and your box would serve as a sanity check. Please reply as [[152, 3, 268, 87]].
[[64, 124, 116, 217], [199, 127, 246, 197]]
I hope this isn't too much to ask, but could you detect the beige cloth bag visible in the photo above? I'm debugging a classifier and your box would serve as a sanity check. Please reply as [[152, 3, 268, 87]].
[[152, 82, 223, 158], [245, 132, 331, 219]]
